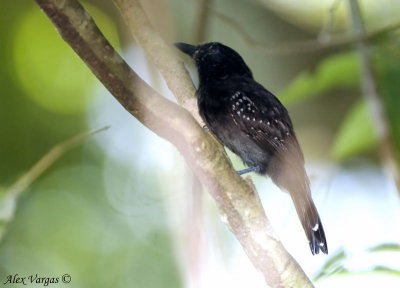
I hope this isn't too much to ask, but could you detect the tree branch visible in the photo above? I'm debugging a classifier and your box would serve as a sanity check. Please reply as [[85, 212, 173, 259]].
[[6, 126, 109, 198], [212, 8, 400, 55], [34, 0, 314, 286], [194, 0, 213, 43], [112, 0, 196, 103], [317, 0, 343, 42], [348, 0, 400, 191]]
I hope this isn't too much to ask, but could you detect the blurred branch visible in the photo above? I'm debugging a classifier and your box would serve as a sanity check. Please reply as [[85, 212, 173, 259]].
[[112, 0, 197, 109], [34, 0, 314, 287], [0, 126, 109, 239], [318, 0, 343, 42], [348, 0, 400, 192], [212, 8, 400, 55], [7, 126, 109, 198], [194, 0, 213, 43]]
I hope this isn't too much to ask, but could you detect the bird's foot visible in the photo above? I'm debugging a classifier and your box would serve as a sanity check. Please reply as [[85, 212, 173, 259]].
[[203, 125, 210, 132], [237, 166, 262, 175]]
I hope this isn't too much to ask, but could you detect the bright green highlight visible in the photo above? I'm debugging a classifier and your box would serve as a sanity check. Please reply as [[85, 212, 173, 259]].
[[280, 52, 360, 106], [13, 5, 120, 114], [332, 100, 378, 161]]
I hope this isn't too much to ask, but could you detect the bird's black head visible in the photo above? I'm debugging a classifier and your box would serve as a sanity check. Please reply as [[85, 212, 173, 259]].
[[175, 42, 253, 84]]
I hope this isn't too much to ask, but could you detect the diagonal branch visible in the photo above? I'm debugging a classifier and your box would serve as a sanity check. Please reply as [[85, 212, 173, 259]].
[[112, 0, 203, 126], [34, 0, 314, 287], [212, 8, 400, 55], [112, 0, 196, 103], [6, 126, 109, 198], [0, 126, 109, 240]]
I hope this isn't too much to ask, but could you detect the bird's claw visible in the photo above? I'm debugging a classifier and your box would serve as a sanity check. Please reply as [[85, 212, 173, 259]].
[[203, 125, 210, 132], [236, 166, 262, 175]]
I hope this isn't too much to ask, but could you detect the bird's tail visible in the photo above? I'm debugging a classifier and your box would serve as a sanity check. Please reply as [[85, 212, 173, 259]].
[[289, 181, 328, 255], [267, 138, 328, 254]]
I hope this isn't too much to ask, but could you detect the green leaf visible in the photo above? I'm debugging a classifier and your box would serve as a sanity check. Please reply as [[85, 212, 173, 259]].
[[369, 243, 400, 252], [280, 52, 360, 105], [313, 249, 347, 281], [372, 266, 400, 276], [331, 100, 378, 161], [374, 47, 400, 156]]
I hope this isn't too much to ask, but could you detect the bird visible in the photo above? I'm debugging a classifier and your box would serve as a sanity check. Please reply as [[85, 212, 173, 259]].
[[175, 41, 328, 255]]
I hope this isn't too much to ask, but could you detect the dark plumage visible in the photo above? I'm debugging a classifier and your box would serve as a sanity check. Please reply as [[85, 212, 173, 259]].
[[175, 41, 328, 255]]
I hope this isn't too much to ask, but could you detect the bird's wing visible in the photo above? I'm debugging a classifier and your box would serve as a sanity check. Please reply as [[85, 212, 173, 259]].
[[228, 90, 302, 162]]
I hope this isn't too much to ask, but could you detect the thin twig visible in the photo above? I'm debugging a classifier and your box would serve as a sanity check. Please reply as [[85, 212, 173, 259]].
[[0, 126, 109, 240], [7, 126, 110, 198], [194, 0, 213, 43], [212, 8, 400, 55], [318, 0, 344, 42], [34, 0, 314, 286], [348, 0, 400, 191]]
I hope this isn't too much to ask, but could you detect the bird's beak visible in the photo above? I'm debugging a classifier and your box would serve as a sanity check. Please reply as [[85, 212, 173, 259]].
[[174, 42, 197, 58]]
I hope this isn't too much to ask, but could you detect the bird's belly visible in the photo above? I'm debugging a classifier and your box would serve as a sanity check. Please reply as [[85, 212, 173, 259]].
[[210, 124, 271, 172]]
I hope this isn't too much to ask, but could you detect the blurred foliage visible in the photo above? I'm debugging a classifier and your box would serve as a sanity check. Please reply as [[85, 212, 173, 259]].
[[314, 244, 400, 282], [0, 187, 15, 241], [0, 0, 86, 182], [255, 0, 400, 32], [280, 52, 360, 106], [314, 250, 347, 281], [370, 243, 400, 253], [374, 45, 400, 155], [0, 127, 108, 242], [0, 1, 180, 287], [1, 0, 400, 287], [281, 41, 400, 162], [13, 4, 119, 114], [14, 8, 96, 114], [332, 100, 377, 161], [0, 166, 180, 288]]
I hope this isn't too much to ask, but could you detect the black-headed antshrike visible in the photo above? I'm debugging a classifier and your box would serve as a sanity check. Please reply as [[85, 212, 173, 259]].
[[175, 42, 327, 255]]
